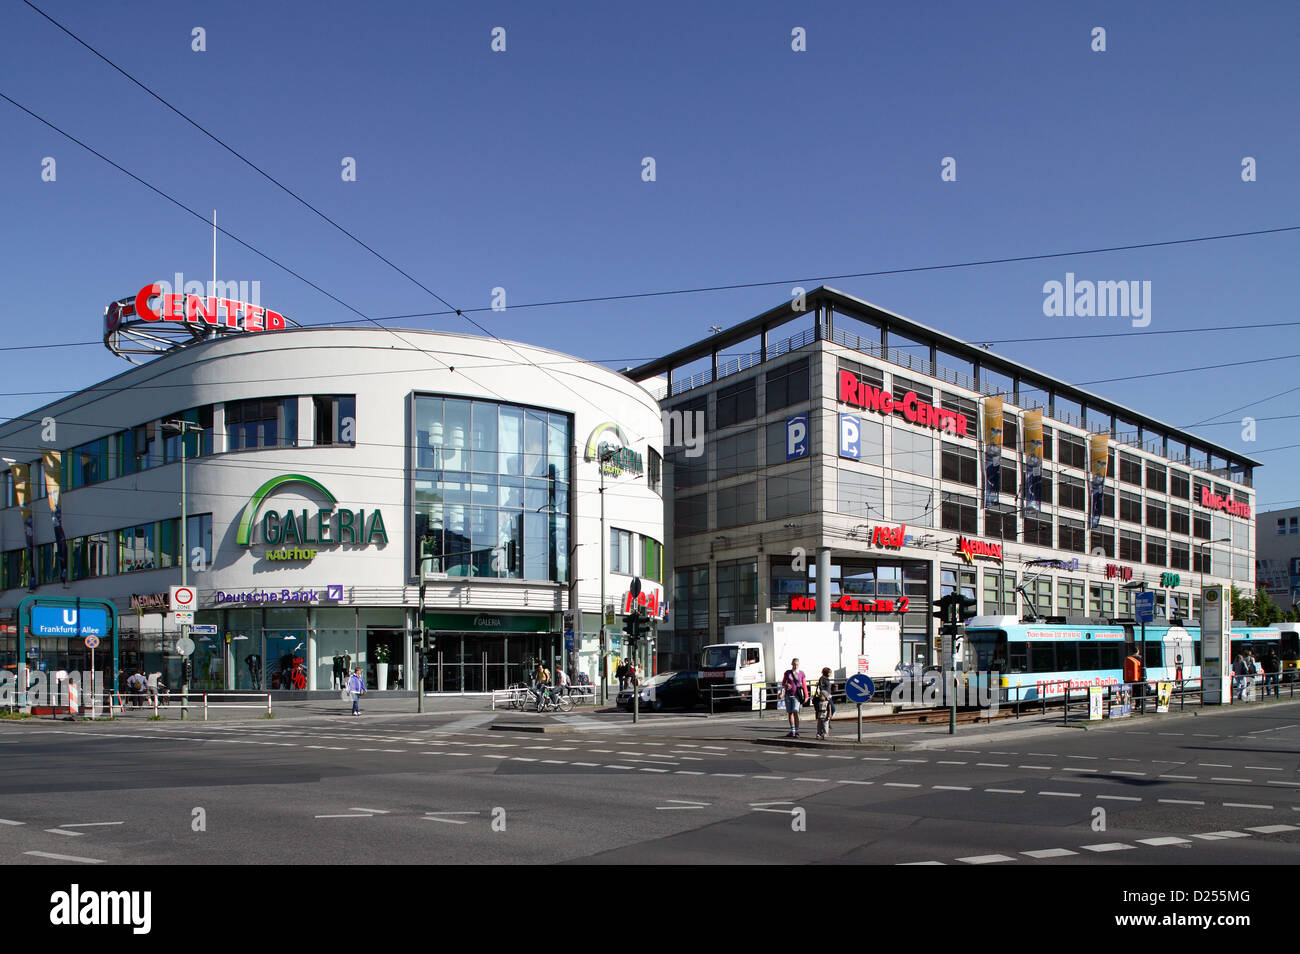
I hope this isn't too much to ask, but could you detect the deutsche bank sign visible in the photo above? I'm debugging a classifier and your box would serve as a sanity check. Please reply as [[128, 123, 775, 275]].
[[31, 606, 110, 637], [786, 415, 808, 460], [839, 414, 861, 460]]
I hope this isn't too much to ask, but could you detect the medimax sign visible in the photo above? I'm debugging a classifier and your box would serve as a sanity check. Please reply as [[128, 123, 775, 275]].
[[235, 475, 388, 557]]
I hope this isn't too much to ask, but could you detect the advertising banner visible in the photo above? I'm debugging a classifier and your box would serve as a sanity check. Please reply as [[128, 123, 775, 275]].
[[1023, 409, 1043, 513], [1156, 682, 1172, 713], [41, 450, 68, 585], [982, 396, 1004, 506], [1201, 584, 1229, 704], [1088, 686, 1104, 720], [11, 463, 36, 591], [1088, 432, 1109, 529]]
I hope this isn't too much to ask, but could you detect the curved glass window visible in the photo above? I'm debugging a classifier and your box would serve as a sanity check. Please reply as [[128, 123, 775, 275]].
[[414, 396, 571, 582]]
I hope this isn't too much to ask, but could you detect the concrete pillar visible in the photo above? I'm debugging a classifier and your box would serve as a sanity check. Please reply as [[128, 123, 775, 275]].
[[816, 547, 832, 622]]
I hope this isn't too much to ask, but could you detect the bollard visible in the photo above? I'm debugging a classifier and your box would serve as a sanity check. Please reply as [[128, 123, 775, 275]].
[[1063, 686, 1069, 726], [203, 694, 208, 721]]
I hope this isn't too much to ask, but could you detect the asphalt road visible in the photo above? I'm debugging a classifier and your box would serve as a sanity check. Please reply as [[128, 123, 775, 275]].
[[3, 701, 1299, 865]]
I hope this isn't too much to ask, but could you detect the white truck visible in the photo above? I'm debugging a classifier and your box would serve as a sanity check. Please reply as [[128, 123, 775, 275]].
[[698, 620, 903, 703]]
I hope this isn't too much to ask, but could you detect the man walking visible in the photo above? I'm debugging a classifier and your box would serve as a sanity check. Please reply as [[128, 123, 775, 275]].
[[781, 658, 809, 738], [1264, 649, 1282, 699], [814, 667, 835, 741], [346, 667, 365, 716], [1232, 654, 1246, 700]]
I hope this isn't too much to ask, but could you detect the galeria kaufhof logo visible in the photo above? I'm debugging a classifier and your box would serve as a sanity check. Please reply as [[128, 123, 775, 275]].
[[235, 475, 388, 554]]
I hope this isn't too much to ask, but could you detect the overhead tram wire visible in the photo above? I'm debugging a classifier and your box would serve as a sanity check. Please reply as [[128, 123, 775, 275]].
[[18, 1, 1300, 452]]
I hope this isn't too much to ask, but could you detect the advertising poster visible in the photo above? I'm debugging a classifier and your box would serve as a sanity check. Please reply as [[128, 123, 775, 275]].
[[11, 463, 36, 591], [41, 449, 68, 585], [982, 396, 1004, 506], [1023, 409, 1043, 513], [1156, 682, 1172, 713], [1088, 432, 1109, 529], [1088, 685, 1104, 720]]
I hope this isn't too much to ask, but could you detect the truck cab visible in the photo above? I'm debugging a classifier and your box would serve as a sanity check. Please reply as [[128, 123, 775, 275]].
[[698, 642, 764, 702]]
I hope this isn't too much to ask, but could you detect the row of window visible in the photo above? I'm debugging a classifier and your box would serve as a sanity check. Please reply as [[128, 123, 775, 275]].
[[2, 396, 355, 508], [609, 528, 664, 584], [1, 515, 214, 591]]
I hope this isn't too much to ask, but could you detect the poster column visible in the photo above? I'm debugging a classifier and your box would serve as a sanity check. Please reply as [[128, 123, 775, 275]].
[[1201, 584, 1229, 705]]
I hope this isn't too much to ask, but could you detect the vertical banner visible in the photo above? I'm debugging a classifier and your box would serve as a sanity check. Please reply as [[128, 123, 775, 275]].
[[982, 396, 1004, 507], [1201, 584, 1229, 705], [41, 450, 68, 585], [1088, 432, 1109, 529], [1022, 409, 1043, 513], [11, 464, 36, 591]]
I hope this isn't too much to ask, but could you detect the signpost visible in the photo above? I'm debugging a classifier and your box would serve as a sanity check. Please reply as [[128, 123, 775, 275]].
[[845, 674, 875, 743], [1201, 585, 1229, 705], [85, 634, 100, 716]]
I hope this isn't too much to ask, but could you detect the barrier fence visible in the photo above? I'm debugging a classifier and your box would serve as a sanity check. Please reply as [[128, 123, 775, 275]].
[[490, 684, 598, 710]]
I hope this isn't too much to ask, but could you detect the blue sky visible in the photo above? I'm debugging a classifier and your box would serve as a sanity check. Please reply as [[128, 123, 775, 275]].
[[1, 0, 1297, 507]]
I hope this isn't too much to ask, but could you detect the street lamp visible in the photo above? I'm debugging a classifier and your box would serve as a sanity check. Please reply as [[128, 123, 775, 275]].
[[598, 449, 642, 703], [163, 419, 202, 717], [1197, 537, 1232, 598]]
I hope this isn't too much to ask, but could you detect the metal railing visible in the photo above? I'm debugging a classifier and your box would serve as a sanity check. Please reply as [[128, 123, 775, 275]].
[[490, 685, 598, 710]]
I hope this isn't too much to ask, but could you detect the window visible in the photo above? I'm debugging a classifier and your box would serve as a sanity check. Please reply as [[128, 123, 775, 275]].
[[186, 514, 214, 570], [70, 532, 112, 581], [1171, 506, 1190, 536], [941, 443, 977, 485], [1023, 577, 1052, 619], [1057, 579, 1085, 616], [715, 430, 757, 480], [648, 448, 662, 495], [767, 469, 812, 521], [1002, 414, 1018, 452], [985, 507, 1016, 541], [1292, 517, 1299, 535], [1119, 454, 1142, 485], [1120, 530, 1142, 563], [765, 360, 809, 412], [941, 493, 978, 534], [940, 564, 977, 601], [1193, 513, 1211, 540], [1193, 546, 1211, 574], [716, 481, 757, 530], [118, 523, 156, 573], [227, 397, 297, 450], [715, 379, 757, 429], [838, 469, 883, 519], [674, 494, 707, 537], [1145, 463, 1166, 493], [1120, 491, 1143, 524], [1089, 582, 1114, 617], [1146, 536, 1166, 567], [1170, 470, 1190, 499], [1041, 426, 1054, 462], [314, 395, 356, 446], [1024, 514, 1052, 547], [1170, 542, 1190, 571], [838, 358, 884, 391], [941, 393, 977, 428], [998, 459, 1018, 498], [1038, 470, 1054, 507], [68, 437, 111, 489], [642, 537, 663, 584], [610, 528, 633, 575], [893, 482, 935, 527], [162, 406, 214, 463], [1193, 478, 1210, 504], [717, 560, 758, 629], [1146, 500, 1166, 531], [892, 376, 933, 405], [983, 570, 1016, 615], [674, 566, 710, 643], [1058, 434, 1085, 469], [116, 424, 154, 476], [892, 427, 932, 478], [1059, 517, 1086, 553], [1058, 474, 1085, 512], [1091, 527, 1115, 558], [1279, 519, 1288, 536]]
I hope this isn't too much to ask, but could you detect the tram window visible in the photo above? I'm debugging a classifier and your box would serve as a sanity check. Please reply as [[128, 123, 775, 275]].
[[1008, 647, 1028, 673], [1056, 642, 1080, 671], [1282, 633, 1299, 660], [1193, 643, 1201, 665], [1143, 643, 1163, 667], [1029, 643, 1056, 672], [1100, 645, 1123, 670], [1078, 643, 1101, 670]]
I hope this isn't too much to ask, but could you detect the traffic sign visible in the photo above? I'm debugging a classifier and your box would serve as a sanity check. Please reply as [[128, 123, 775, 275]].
[[174, 611, 194, 626], [175, 637, 195, 657], [1135, 590, 1156, 624], [170, 585, 196, 611], [845, 673, 875, 704], [83, 634, 100, 650], [31, 605, 109, 637], [190, 624, 218, 636]]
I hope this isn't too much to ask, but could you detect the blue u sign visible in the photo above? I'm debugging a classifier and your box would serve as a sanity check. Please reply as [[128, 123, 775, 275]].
[[31, 606, 109, 637]]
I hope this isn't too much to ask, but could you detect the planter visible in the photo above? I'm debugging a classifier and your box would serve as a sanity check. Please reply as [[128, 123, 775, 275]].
[[376, 663, 389, 692]]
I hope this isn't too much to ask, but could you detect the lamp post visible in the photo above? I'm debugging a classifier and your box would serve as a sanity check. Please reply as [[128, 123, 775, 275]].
[[1197, 537, 1232, 617], [163, 419, 202, 718]]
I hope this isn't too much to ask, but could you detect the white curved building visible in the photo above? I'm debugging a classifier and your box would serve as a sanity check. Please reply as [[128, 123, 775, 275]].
[[0, 325, 665, 695]]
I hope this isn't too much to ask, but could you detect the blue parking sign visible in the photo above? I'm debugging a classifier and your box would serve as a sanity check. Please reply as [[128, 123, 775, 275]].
[[839, 414, 861, 460], [786, 415, 808, 460]]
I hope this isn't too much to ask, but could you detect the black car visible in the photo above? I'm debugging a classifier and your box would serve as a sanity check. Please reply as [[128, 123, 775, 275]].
[[617, 671, 701, 711]]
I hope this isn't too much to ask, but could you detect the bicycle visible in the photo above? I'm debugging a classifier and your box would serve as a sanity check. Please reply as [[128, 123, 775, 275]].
[[506, 682, 532, 711], [536, 687, 572, 713]]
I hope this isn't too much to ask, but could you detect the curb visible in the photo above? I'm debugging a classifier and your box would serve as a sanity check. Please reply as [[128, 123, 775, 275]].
[[489, 723, 576, 734], [753, 737, 898, 751]]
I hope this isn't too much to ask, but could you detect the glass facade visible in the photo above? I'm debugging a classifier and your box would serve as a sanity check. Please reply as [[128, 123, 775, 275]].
[[413, 397, 571, 582]]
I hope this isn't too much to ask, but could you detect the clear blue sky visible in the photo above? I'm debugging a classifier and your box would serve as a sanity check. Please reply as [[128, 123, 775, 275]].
[[1, 0, 1297, 507]]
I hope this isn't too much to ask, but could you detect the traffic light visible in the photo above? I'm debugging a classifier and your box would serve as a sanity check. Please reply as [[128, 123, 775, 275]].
[[932, 593, 978, 635], [622, 613, 637, 645], [633, 607, 652, 642]]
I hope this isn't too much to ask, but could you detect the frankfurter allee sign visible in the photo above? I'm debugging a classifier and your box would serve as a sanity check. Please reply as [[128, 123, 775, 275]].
[[235, 475, 388, 556]]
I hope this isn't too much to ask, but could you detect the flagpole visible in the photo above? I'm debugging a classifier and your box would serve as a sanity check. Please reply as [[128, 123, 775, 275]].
[[211, 210, 217, 298]]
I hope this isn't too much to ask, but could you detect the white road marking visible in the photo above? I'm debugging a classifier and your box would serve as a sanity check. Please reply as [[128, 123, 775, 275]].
[[986, 788, 1024, 794], [1111, 771, 1146, 776], [1081, 843, 1134, 852], [976, 763, 1009, 768], [1247, 766, 1283, 771], [349, 808, 390, 815], [752, 776, 787, 781], [606, 765, 635, 770], [836, 780, 873, 785], [932, 785, 972, 791], [1202, 763, 1232, 768], [1223, 803, 1273, 810], [1159, 799, 1205, 806], [1097, 795, 1142, 802], [1023, 848, 1078, 858], [570, 762, 598, 767], [1160, 775, 1196, 780], [675, 770, 705, 775], [315, 814, 373, 819], [44, 829, 83, 837], [957, 854, 1014, 864], [0, 819, 25, 826], [884, 783, 920, 788], [1064, 768, 1098, 773], [57, 822, 124, 829], [1039, 791, 1082, 798], [1247, 825, 1298, 833], [1138, 836, 1191, 846], [1019, 765, 1051, 770], [793, 777, 830, 782], [1211, 777, 1253, 783], [23, 851, 104, 864], [937, 760, 967, 765], [1193, 831, 1250, 840]]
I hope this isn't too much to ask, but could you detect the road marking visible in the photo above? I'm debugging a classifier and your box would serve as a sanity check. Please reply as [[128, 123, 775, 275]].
[[986, 788, 1024, 794], [1202, 763, 1232, 768], [836, 780, 873, 785], [1111, 771, 1146, 777], [1223, 803, 1273, 810], [1039, 792, 1082, 798], [712, 773, 745, 778], [1159, 775, 1196, 780], [1022, 848, 1077, 858], [1247, 766, 1283, 771], [44, 829, 83, 837], [1019, 765, 1051, 770], [794, 777, 830, 782], [884, 782, 920, 788], [899, 861, 945, 865], [0, 819, 25, 826], [349, 808, 390, 815], [862, 756, 891, 761], [512, 757, 538, 762], [932, 785, 972, 791], [485, 755, 508, 760], [957, 854, 1014, 865], [570, 762, 598, 767], [825, 755, 854, 760], [1064, 768, 1098, 773], [640, 768, 670, 773], [541, 760, 567, 764], [605, 765, 635, 770], [1138, 836, 1191, 846], [898, 758, 928, 763], [315, 814, 373, 819], [675, 770, 705, 775], [1247, 825, 1298, 833], [937, 760, 967, 765], [1066, 755, 1098, 760], [1193, 831, 1250, 840], [1267, 780, 1300, 787], [752, 776, 787, 780], [23, 851, 104, 864], [58, 822, 125, 829], [1097, 795, 1142, 802], [1211, 777, 1253, 783], [976, 762, 1009, 768], [1159, 799, 1205, 806], [1081, 843, 1134, 853], [749, 801, 795, 807]]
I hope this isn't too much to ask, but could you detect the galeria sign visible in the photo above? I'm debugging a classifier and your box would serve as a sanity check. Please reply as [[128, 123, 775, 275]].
[[133, 284, 288, 334]]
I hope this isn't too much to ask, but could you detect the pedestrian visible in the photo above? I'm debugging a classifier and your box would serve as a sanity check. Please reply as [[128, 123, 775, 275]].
[[781, 658, 809, 738], [1264, 650, 1281, 699], [346, 667, 366, 716], [814, 667, 835, 740], [1245, 651, 1259, 702], [1231, 654, 1246, 700], [532, 660, 551, 710], [555, 664, 570, 698], [616, 659, 629, 692]]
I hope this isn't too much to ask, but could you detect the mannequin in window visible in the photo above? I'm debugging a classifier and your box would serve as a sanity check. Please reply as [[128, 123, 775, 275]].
[[245, 654, 262, 688]]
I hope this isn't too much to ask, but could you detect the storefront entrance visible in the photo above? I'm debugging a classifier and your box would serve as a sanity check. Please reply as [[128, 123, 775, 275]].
[[423, 613, 557, 692]]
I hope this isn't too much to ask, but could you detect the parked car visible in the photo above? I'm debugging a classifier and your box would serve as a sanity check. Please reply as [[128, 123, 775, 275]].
[[618, 671, 700, 711]]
